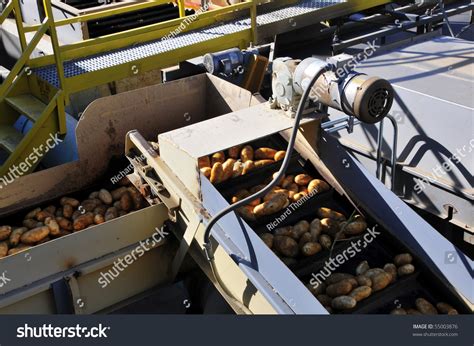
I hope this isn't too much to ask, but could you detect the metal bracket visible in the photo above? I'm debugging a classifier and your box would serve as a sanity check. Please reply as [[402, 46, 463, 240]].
[[170, 216, 202, 280]]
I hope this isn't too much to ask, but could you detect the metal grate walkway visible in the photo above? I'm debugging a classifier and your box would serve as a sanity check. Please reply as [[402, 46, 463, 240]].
[[34, 1, 344, 87]]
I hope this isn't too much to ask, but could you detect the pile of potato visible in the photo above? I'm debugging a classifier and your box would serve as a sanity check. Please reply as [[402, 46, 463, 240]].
[[308, 253, 416, 312], [233, 176, 331, 222], [260, 207, 367, 264], [391, 298, 458, 315], [0, 180, 145, 259], [199, 144, 286, 184]]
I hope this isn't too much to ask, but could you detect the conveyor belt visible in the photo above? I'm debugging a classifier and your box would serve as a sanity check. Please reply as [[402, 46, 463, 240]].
[[34, 0, 344, 87]]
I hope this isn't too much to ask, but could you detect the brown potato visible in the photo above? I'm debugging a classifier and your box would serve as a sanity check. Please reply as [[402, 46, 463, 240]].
[[73, 213, 95, 231], [298, 232, 312, 247], [318, 234, 332, 250], [326, 273, 355, 286], [255, 147, 277, 160], [436, 302, 458, 315], [111, 187, 128, 201], [201, 167, 212, 178], [127, 187, 144, 210], [105, 207, 119, 222], [7, 244, 31, 256], [308, 179, 330, 194], [62, 204, 74, 219], [89, 191, 100, 199], [222, 159, 236, 181], [332, 296, 357, 310], [198, 156, 211, 169], [232, 161, 244, 177], [94, 214, 105, 225], [21, 226, 50, 244], [281, 175, 295, 189], [390, 308, 407, 315], [292, 192, 308, 202], [248, 198, 261, 207], [23, 219, 38, 229], [228, 145, 242, 159], [394, 253, 413, 267], [254, 160, 274, 168], [274, 150, 286, 161], [210, 162, 224, 184], [341, 218, 367, 236], [397, 264, 415, 277], [349, 286, 372, 302], [317, 207, 346, 221], [0, 226, 12, 241], [120, 192, 133, 212], [232, 190, 251, 204], [356, 260, 370, 275], [274, 226, 292, 237], [37, 236, 51, 245], [9, 227, 27, 247], [45, 217, 61, 236], [44, 205, 57, 215], [94, 205, 108, 216], [238, 206, 256, 222], [56, 217, 73, 231], [0, 241, 8, 258], [36, 210, 54, 222], [25, 208, 41, 220], [326, 279, 354, 297], [383, 263, 398, 283], [301, 242, 322, 256], [98, 189, 113, 205], [320, 218, 341, 237], [317, 294, 332, 307], [371, 272, 392, 292], [79, 199, 100, 213], [260, 233, 274, 249], [356, 275, 372, 287], [60, 197, 80, 208], [113, 201, 122, 210], [415, 298, 438, 315], [240, 146, 254, 162], [253, 193, 288, 217], [249, 185, 265, 195], [363, 268, 386, 279], [264, 189, 289, 203], [310, 219, 322, 241], [211, 151, 226, 165], [294, 174, 312, 186], [273, 235, 299, 257], [307, 282, 326, 296], [289, 220, 309, 240]]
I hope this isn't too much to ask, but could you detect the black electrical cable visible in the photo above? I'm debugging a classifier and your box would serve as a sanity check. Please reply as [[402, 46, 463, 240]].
[[203, 64, 331, 261]]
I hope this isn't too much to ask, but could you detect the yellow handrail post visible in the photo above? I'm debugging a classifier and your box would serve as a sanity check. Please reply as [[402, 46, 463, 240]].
[[11, 0, 27, 51], [249, 0, 257, 44], [42, 0, 66, 90], [177, 0, 185, 18]]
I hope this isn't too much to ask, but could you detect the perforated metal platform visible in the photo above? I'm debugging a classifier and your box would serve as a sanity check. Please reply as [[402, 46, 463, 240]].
[[34, 0, 344, 87]]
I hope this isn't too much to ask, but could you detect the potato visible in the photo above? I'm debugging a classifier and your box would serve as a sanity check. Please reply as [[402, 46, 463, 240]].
[[36, 210, 54, 222], [232, 190, 251, 204], [292, 192, 308, 202], [238, 206, 256, 222], [281, 175, 295, 189], [45, 217, 61, 236], [436, 302, 458, 315], [111, 187, 128, 201], [273, 235, 299, 257], [308, 179, 330, 194], [415, 298, 438, 315], [37, 236, 50, 245], [349, 286, 372, 302], [198, 156, 211, 169], [264, 189, 289, 202], [321, 218, 341, 237], [298, 232, 312, 247], [9, 227, 27, 247], [383, 263, 398, 283], [222, 159, 236, 181], [326, 279, 354, 297], [242, 161, 255, 175], [127, 187, 144, 210], [310, 219, 322, 241], [294, 174, 312, 186], [397, 264, 415, 277], [120, 192, 133, 212], [394, 253, 413, 266], [274, 150, 286, 161], [73, 212, 95, 231], [0, 241, 8, 258], [105, 207, 118, 222], [260, 233, 274, 249], [319, 234, 332, 250], [317, 207, 346, 221], [332, 296, 357, 310], [287, 183, 299, 199], [254, 160, 274, 169], [307, 282, 326, 296], [240, 146, 254, 162], [44, 205, 57, 215], [55, 209, 63, 218], [356, 260, 370, 275], [255, 147, 277, 160], [8, 244, 31, 256], [301, 242, 322, 256], [356, 275, 372, 287], [79, 199, 99, 213], [371, 272, 392, 292], [98, 189, 113, 205], [249, 184, 265, 195], [274, 226, 292, 237], [60, 197, 80, 208], [317, 294, 333, 307], [62, 204, 74, 219], [253, 193, 288, 217], [94, 205, 108, 216], [364, 268, 386, 279], [0, 226, 12, 241], [228, 145, 241, 159], [25, 207, 41, 220], [390, 308, 407, 315], [56, 217, 73, 231], [200, 167, 211, 178], [21, 226, 50, 244], [294, 220, 310, 234], [89, 191, 100, 199], [249, 198, 261, 207], [23, 219, 38, 229], [232, 161, 244, 177], [56, 230, 72, 238], [94, 214, 105, 225], [341, 218, 367, 236], [211, 151, 226, 165]]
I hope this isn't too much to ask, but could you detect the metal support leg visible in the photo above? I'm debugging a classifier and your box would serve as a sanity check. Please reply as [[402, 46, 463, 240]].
[[375, 115, 398, 192], [439, 0, 455, 37]]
